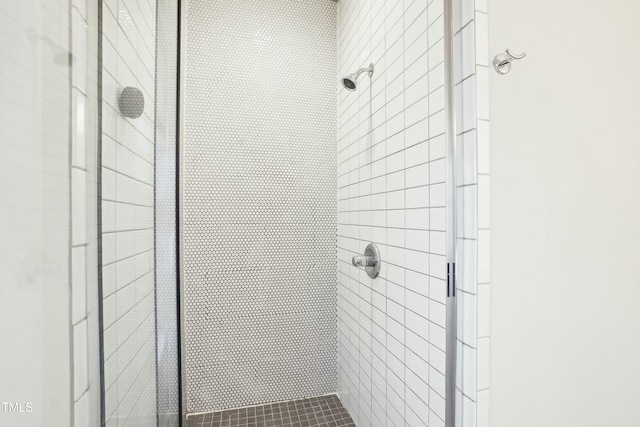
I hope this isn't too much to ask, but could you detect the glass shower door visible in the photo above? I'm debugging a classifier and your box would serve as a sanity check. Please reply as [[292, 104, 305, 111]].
[[0, 0, 102, 425], [99, 0, 181, 425], [0, 0, 183, 426]]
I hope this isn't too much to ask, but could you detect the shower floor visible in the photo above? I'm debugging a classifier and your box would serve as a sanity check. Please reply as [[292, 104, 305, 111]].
[[186, 395, 355, 427]]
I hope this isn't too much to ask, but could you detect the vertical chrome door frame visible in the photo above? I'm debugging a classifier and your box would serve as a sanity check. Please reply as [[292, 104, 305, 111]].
[[178, 0, 188, 424], [443, 0, 458, 425]]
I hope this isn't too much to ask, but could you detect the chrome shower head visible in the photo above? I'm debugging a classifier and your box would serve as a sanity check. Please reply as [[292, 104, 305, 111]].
[[342, 74, 358, 90], [341, 63, 374, 91]]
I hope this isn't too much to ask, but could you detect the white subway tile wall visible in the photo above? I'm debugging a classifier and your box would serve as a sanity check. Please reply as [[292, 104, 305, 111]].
[[336, 0, 449, 426], [182, 0, 338, 413], [475, 0, 490, 424], [453, 0, 490, 426], [71, 0, 102, 424], [101, 0, 158, 425]]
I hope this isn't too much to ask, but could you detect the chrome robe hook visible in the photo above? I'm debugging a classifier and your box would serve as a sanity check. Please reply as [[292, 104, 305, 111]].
[[494, 49, 526, 74]]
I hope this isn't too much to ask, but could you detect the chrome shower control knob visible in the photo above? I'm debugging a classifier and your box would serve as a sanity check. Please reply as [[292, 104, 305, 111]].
[[352, 255, 375, 267], [352, 243, 381, 279]]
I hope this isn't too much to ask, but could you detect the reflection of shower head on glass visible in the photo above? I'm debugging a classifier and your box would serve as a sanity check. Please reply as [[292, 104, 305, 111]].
[[27, 28, 73, 66], [341, 63, 374, 91]]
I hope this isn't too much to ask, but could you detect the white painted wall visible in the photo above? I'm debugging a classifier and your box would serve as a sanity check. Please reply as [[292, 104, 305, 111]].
[[489, 1, 640, 426]]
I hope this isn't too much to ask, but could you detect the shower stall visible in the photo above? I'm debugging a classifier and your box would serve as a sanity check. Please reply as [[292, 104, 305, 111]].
[[0, 0, 490, 426]]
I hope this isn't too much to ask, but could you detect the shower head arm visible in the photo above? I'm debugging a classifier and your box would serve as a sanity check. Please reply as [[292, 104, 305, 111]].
[[352, 63, 374, 79]]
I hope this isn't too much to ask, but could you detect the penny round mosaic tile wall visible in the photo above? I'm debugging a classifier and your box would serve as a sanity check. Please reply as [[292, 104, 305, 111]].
[[183, 0, 338, 413]]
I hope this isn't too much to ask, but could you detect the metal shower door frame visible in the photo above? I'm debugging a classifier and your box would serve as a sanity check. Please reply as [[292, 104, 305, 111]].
[[443, 0, 458, 425]]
